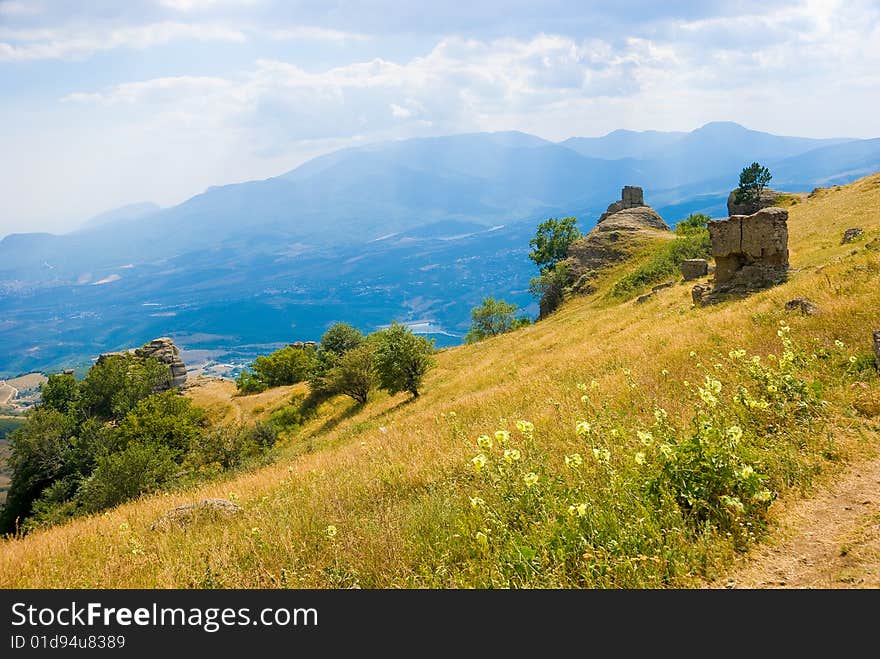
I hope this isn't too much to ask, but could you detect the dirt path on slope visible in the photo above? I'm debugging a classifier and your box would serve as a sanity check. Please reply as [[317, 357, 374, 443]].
[[712, 457, 880, 589]]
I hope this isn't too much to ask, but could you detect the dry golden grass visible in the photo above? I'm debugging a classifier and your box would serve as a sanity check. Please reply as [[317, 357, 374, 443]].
[[184, 377, 307, 426], [0, 173, 878, 588]]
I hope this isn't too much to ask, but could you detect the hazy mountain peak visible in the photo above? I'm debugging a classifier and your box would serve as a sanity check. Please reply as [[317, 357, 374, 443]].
[[81, 201, 161, 231]]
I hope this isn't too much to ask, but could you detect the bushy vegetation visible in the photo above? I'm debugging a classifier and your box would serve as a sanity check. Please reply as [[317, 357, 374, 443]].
[[610, 215, 711, 298], [529, 262, 572, 319], [528, 216, 581, 273], [465, 297, 531, 344], [373, 323, 436, 398], [450, 325, 844, 586], [0, 355, 277, 534], [528, 217, 582, 318], [236, 344, 319, 393]]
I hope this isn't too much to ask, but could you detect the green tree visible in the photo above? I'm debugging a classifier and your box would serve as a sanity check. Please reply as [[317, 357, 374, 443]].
[[675, 213, 712, 236], [465, 297, 530, 343], [235, 369, 267, 394], [319, 322, 364, 357], [76, 442, 177, 513], [78, 354, 169, 420], [528, 216, 581, 273], [252, 346, 318, 387], [325, 342, 378, 404], [0, 408, 76, 533], [529, 262, 571, 319], [40, 373, 80, 416], [735, 162, 772, 204], [236, 344, 319, 393], [373, 322, 436, 398], [308, 322, 367, 397], [117, 390, 205, 458]]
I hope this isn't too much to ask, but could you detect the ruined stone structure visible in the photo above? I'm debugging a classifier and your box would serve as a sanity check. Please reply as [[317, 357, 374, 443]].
[[597, 186, 670, 230], [693, 206, 789, 304], [599, 186, 643, 221], [98, 337, 187, 391], [680, 258, 709, 281], [539, 185, 670, 318]]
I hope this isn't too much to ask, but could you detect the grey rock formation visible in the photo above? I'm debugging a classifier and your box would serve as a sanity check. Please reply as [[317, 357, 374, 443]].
[[135, 337, 187, 390], [726, 188, 782, 216], [98, 337, 187, 391], [842, 228, 864, 244], [703, 207, 789, 301], [866, 237, 880, 252], [785, 298, 819, 316], [539, 186, 671, 318], [691, 283, 711, 304], [150, 498, 243, 531], [681, 258, 709, 281], [599, 207, 671, 231]]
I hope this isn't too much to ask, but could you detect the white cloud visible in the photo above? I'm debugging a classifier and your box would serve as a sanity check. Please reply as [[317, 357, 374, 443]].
[[390, 103, 412, 119], [158, 0, 261, 11], [0, 1, 41, 16], [0, 18, 368, 61], [0, 21, 247, 61]]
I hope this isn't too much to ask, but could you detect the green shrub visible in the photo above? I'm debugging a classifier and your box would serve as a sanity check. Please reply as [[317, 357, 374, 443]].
[[465, 297, 531, 344], [324, 342, 378, 404], [529, 262, 571, 318], [77, 443, 177, 513], [449, 324, 831, 586], [611, 230, 711, 299], [186, 424, 262, 472], [117, 390, 205, 458], [373, 323, 436, 398]]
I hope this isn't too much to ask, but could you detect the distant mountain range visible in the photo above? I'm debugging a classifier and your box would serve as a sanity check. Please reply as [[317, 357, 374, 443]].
[[2, 121, 879, 376]]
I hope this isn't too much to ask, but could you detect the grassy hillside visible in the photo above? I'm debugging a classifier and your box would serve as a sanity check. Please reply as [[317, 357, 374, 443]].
[[1, 175, 878, 588]]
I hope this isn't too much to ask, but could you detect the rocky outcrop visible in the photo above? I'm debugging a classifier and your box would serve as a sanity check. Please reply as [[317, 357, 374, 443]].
[[98, 337, 187, 391], [693, 207, 789, 304], [726, 188, 783, 216], [681, 259, 709, 281], [598, 186, 670, 231], [150, 498, 243, 531], [135, 337, 187, 390], [568, 187, 671, 273], [842, 228, 864, 244], [785, 298, 819, 316], [538, 186, 672, 318]]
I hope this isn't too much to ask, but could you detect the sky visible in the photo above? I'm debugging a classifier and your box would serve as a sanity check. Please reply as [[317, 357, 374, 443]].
[[1, 0, 879, 237]]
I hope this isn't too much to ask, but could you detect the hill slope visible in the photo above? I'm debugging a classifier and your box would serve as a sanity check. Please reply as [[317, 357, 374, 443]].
[[0, 174, 878, 588]]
